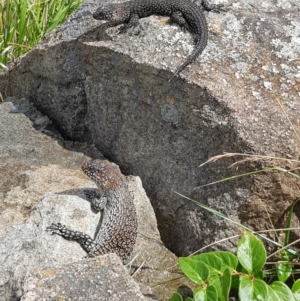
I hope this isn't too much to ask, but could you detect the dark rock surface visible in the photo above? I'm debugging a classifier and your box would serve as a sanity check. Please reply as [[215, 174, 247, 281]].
[[0, 0, 299, 257], [0, 100, 186, 301]]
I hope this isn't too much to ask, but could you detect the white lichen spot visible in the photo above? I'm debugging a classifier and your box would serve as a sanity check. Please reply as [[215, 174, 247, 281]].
[[232, 2, 242, 9], [276, 0, 292, 10], [249, 74, 258, 81], [285, 101, 295, 109], [263, 82, 272, 90], [252, 91, 262, 100], [261, 2, 271, 8], [235, 61, 248, 73], [283, 21, 300, 37], [271, 35, 300, 61], [222, 78, 228, 86], [262, 64, 279, 74]]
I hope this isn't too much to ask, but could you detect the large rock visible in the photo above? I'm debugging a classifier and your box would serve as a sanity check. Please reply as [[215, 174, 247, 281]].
[[0, 100, 186, 301], [21, 254, 151, 301], [0, 0, 299, 257]]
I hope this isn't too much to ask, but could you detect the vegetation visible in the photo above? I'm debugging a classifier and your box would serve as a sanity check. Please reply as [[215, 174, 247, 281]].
[[169, 153, 300, 301], [169, 230, 300, 301], [0, 0, 84, 69]]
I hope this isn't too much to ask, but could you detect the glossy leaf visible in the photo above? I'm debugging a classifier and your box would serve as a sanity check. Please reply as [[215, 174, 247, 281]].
[[209, 268, 232, 301], [292, 279, 300, 301], [168, 292, 183, 301], [179, 257, 209, 284], [191, 253, 223, 275], [268, 281, 294, 301], [277, 262, 292, 282], [237, 231, 266, 274], [221, 268, 232, 301], [239, 275, 268, 301], [213, 251, 238, 272], [194, 286, 218, 301]]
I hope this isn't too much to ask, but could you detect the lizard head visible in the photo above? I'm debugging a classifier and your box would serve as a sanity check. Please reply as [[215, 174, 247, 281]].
[[82, 159, 123, 192], [92, 4, 130, 22]]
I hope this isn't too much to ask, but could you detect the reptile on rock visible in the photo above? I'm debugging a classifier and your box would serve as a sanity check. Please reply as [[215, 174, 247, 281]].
[[93, 0, 223, 80], [47, 159, 138, 262]]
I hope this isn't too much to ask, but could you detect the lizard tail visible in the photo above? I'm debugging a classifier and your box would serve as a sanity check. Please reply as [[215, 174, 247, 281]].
[[169, 25, 208, 82]]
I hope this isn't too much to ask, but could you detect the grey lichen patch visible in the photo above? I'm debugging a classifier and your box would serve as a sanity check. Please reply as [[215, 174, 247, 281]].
[[200, 105, 229, 128], [235, 61, 250, 78], [161, 104, 179, 125]]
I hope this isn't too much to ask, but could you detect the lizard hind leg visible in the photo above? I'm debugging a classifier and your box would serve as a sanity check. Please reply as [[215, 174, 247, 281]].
[[46, 223, 97, 254], [170, 11, 192, 32]]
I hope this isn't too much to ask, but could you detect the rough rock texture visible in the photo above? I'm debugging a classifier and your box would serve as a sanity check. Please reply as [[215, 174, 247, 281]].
[[21, 254, 150, 301], [0, 0, 300, 257], [0, 100, 186, 301]]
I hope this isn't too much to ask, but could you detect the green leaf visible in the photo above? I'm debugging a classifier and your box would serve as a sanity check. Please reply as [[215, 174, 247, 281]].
[[277, 262, 292, 282], [231, 274, 240, 291], [168, 292, 183, 301], [185, 298, 194, 301], [268, 281, 294, 301], [221, 268, 232, 300], [213, 251, 238, 272], [194, 286, 218, 301], [254, 270, 264, 280], [209, 268, 232, 301], [190, 252, 236, 301], [283, 198, 300, 248], [237, 231, 266, 274], [239, 275, 268, 301], [191, 253, 223, 275], [191, 251, 238, 276], [292, 279, 300, 301], [179, 257, 209, 284], [18, 0, 28, 44]]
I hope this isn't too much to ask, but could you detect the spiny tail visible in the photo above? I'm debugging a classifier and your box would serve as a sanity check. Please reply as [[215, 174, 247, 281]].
[[169, 37, 207, 82], [169, 15, 208, 82]]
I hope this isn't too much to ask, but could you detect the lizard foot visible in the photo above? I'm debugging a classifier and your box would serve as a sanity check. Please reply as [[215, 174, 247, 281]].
[[46, 223, 69, 236]]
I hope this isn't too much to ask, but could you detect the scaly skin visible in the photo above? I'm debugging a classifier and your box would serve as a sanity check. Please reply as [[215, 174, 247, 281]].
[[93, 0, 223, 80], [47, 159, 138, 262]]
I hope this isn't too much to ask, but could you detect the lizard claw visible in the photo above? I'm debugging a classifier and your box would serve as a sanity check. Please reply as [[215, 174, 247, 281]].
[[118, 24, 131, 33], [46, 223, 66, 234], [118, 24, 141, 36]]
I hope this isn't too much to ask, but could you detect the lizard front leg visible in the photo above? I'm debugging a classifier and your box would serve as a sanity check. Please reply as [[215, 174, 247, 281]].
[[84, 189, 107, 212], [118, 13, 140, 33], [46, 223, 97, 254]]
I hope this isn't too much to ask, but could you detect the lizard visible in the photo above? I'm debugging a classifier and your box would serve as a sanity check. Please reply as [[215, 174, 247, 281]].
[[92, 0, 223, 80], [47, 159, 138, 262]]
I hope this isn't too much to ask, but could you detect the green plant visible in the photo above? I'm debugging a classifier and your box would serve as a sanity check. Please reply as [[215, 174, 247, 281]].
[[169, 231, 300, 301], [169, 153, 300, 300], [0, 0, 84, 68]]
